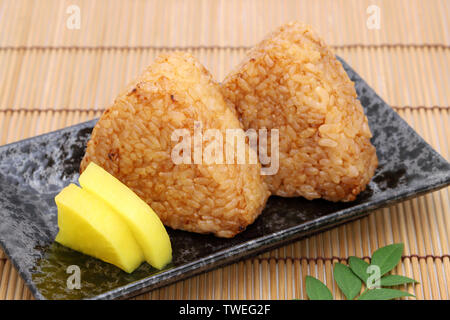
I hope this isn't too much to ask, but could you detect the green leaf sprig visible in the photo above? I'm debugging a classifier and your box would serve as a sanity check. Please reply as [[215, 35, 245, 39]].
[[305, 243, 418, 300]]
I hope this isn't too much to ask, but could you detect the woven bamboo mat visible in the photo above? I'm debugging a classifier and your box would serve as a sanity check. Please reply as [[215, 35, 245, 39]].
[[0, 0, 448, 300]]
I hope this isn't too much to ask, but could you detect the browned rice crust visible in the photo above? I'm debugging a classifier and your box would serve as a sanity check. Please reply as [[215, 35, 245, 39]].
[[221, 22, 378, 201], [81, 52, 269, 238]]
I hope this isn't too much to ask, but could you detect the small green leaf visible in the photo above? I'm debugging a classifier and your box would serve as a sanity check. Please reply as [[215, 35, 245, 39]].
[[334, 263, 362, 300], [349, 256, 370, 284], [305, 276, 333, 300], [380, 275, 419, 287], [357, 288, 414, 300], [370, 243, 404, 276]]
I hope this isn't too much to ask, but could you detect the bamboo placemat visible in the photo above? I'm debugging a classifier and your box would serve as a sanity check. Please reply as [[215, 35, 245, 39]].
[[0, 0, 448, 300]]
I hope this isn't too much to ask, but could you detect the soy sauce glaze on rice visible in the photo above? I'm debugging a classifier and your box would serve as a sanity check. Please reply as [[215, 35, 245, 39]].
[[221, 22, 378, 202], [81, 52, 269, 238], [81, 23, 378, 240]]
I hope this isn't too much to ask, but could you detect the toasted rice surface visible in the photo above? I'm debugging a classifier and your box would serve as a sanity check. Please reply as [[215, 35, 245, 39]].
[[81, 52, 269, 238], [221, 22, 378, 201]]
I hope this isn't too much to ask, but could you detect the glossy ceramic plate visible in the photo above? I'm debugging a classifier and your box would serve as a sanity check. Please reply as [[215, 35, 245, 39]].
[[0, 58, 449, 300]]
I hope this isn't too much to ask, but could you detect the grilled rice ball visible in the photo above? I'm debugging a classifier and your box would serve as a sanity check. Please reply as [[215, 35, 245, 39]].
[[221, 22, 378, 201], [81, 52, 269, 238]]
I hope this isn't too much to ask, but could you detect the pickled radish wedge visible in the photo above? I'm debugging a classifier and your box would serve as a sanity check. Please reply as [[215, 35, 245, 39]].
[[55, 184, 144, 273], [79, 162, 172, 269]]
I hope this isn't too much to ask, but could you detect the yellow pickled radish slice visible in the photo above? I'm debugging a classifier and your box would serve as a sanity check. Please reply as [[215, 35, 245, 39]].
[[79, 162, 172, 269], [55, 184, 144, 273]]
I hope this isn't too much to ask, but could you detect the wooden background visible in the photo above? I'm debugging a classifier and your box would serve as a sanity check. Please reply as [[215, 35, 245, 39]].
[[0, 0, 448, 300]]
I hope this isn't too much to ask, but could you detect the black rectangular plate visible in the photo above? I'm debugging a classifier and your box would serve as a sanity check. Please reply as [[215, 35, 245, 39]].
[[0, 58, 449, 300]]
